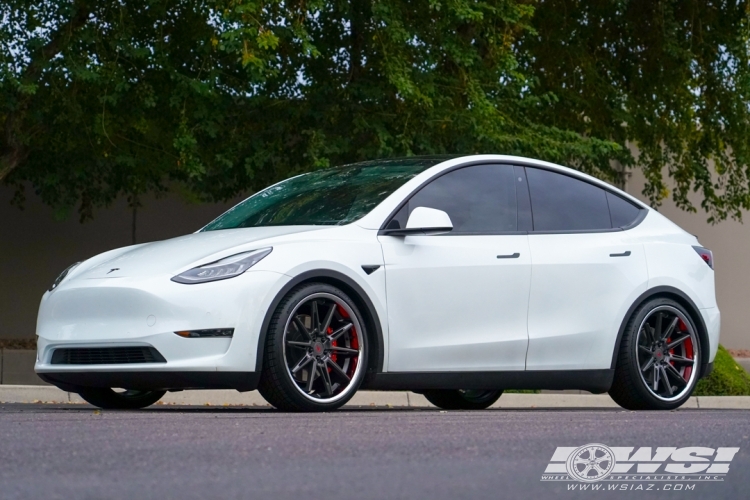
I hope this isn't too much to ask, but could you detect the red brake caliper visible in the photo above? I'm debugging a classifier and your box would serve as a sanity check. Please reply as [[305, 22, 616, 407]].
[[328, 326, 336, 372], [336, 305, 358, 377], [671, 319, 693, 381]]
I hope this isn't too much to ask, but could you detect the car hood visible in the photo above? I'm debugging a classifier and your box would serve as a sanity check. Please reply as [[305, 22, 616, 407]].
[[77, 226, 324, 279]]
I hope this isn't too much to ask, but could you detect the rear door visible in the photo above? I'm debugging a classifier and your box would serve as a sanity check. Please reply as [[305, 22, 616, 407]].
[[379, 164, 532, 372], [523, 167, 649, 370]]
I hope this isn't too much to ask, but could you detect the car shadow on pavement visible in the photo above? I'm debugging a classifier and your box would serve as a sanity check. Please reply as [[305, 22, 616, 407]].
[[0, 403, 658, 414]]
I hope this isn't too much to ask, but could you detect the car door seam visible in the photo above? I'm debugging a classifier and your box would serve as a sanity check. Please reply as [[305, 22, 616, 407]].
[[524, 234, 533, 371]]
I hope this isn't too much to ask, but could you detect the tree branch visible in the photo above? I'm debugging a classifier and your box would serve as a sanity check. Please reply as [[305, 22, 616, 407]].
[[0, 1, 92, 182]]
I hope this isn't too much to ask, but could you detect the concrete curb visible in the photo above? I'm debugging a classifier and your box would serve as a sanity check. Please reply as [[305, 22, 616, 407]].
[[1, 385, 749, 409]]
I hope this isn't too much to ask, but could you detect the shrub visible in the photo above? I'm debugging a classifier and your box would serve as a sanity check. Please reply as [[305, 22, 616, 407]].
[[694, 345, 750, 396]]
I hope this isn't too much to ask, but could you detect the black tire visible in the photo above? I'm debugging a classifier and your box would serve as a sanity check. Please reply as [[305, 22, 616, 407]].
[[77, 388, 165, 409], [423, 390, 503, 410], [258, 282, 369, 412], [609, 297, 702, 410]]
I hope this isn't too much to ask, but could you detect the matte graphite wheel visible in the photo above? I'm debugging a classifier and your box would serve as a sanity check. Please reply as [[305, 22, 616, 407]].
[[422, 389, 503, 410], [77, 388, 166, 409], [258, 283, 368, 412], [609, 298, 701, 410]]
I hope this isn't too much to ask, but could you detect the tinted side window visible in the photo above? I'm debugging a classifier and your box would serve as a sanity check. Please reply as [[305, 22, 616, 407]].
[[607, 192, 641, 228], [526, 168, 611, 231], [389, 165, 518, 233]]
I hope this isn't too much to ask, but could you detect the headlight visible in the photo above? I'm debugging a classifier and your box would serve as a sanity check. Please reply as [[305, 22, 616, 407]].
[[171, 248, 272, 284], [49, 262, 82, 291]]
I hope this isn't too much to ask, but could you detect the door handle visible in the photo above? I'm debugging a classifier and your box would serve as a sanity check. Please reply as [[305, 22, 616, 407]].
[[610, 251, 631, 257], [497, 253, 521, 259]]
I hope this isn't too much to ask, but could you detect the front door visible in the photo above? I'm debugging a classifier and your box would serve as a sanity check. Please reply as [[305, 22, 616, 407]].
[[379, 164, 532, 372]]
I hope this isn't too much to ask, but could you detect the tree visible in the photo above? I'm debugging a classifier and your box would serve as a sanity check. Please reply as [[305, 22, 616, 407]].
[[519, 0, 750, 222], [1, 1, 748, 223]]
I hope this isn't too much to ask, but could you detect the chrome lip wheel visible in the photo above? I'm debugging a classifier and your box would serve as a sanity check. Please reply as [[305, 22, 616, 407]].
[[636, 305, 699, 402], [282, 292, 364, 403]]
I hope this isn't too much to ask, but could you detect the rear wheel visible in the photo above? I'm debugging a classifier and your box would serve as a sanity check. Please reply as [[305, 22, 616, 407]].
[[258, 283, 368, 412], [609, 298, 701, 410], [423, 389, 503, 410], [77, 388, 165, 409]]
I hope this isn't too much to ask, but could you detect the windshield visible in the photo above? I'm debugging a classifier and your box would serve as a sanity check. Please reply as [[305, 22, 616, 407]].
[[201, 158, 444, 230]]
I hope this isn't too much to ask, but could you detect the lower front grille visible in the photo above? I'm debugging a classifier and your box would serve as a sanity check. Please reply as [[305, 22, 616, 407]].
[[50, 346, 166, 365]]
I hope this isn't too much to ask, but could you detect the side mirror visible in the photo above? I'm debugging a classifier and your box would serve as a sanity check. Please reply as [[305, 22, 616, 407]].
[[382, 207, 453, 236]]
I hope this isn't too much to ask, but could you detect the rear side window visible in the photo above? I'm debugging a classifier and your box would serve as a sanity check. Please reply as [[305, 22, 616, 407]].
[[607, 192, 641, 228], [526, 167, 611, 231], [388, 164, 519, 233]]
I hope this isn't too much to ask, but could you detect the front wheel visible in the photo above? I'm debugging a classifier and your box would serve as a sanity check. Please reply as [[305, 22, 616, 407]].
[[258, 283, 368, 412], [423, 389, 503, 410], [78, 388, 166, 409], [609, 298, 701, 410]]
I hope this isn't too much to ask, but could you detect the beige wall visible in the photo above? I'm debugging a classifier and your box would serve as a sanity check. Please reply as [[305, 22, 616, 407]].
[[2, 171, 749, 349], [626, 170, 750, 350]]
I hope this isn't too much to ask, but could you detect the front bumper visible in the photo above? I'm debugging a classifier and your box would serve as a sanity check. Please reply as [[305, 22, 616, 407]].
[[35, 270, 290, 391]]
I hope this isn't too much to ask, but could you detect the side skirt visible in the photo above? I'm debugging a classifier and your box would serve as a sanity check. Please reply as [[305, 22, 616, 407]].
[[363, 369, 614, 394]]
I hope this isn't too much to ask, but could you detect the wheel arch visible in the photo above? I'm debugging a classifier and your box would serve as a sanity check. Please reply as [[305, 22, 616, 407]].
[[611, 286, 710, 377], [254, 269, 385, 376]]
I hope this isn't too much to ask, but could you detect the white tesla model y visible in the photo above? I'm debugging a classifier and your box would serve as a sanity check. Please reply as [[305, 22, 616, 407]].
[[35, 155, 719, 411]]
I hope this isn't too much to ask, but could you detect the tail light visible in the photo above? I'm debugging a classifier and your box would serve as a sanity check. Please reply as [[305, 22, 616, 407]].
[[692, 246, 714, 269]]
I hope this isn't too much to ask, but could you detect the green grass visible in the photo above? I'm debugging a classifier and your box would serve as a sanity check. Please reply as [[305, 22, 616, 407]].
[[694, 345, 750, 396]]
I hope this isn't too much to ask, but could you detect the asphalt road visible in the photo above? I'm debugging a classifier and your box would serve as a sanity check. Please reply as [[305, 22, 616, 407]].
[[1, 404, 748, 500]]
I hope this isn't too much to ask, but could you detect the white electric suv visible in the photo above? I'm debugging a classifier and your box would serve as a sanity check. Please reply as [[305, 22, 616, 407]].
[[35, 155, 719, 411]]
